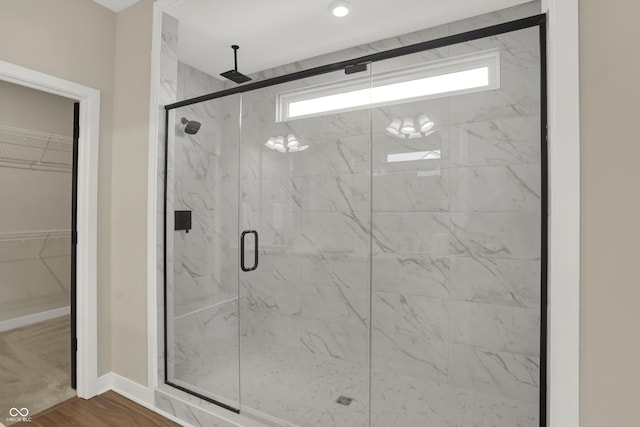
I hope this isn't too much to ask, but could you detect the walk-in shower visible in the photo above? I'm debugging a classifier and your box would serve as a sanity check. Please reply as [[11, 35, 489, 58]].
[[162, 14, 546, 427]]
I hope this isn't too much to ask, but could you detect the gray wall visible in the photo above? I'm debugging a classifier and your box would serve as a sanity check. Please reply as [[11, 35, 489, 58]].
[[580, 0, 640, 426], [0, 0, 154, 383], [110, 0, 153, 385], [0, 0, 116, 374]]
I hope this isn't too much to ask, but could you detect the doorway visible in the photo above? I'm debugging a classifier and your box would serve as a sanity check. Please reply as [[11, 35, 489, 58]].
[[0, 58, 101, 404], [0, 80, 78, 422]]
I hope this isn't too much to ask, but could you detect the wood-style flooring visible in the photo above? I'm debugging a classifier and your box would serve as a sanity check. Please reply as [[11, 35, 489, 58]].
[[13, 391, 180, 426]]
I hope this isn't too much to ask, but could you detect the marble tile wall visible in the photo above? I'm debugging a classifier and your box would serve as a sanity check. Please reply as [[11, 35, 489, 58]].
[[238, 75, 371, 369], [234, 8, 542, 427], [237, 80, 372, 425], [168, 62, 241, 406], [156, 11, 178, 384], [173, 62, 232, 308], [368, 25, 542, 427], [158, 14, 245, 411], [155, 387, 240, 427]]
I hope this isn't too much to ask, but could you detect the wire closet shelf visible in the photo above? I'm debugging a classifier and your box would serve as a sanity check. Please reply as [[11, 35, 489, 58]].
[[0, 229, 71, 262], [0, 124, 73, 172]]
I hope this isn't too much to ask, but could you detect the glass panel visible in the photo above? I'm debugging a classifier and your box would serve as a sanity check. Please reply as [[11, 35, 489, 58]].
[[238, 69, 372, 426], [166, 94, 241, 409], [369, 26, 541, 426]]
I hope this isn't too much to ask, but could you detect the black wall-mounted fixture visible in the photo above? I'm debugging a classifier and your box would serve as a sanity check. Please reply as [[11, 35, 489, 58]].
[[175, 210, 192, 233], [345, 63, 368, 75], [240, 230, 259, 271], [180, 117, 201, 135], [220, 45, 252, 84]]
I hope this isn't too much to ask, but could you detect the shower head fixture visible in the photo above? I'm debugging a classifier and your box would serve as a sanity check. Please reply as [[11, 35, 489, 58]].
[[181, 117, 201, 135], [220, 45, 252, 84]]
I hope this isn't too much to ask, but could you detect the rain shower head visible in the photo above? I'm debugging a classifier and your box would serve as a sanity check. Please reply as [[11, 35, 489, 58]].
[[181, 117, 201, 135], [220, 45, 252, 84]]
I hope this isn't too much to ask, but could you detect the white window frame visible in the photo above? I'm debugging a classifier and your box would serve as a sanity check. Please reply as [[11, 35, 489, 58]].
[[277, 48, 501, 122]]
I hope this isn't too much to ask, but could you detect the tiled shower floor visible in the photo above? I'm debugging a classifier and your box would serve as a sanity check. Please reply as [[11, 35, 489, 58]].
[[174, 339, 538, 427], [175, 339, 368, 427]]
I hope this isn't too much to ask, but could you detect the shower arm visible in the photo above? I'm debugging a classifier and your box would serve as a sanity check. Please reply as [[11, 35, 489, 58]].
[[232, 45, 239, 72]]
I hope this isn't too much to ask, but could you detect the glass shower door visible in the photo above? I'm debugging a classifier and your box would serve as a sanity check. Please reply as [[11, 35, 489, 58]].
[[238, 69, 372, 426], [163, 20, 543, 427], [369, 26, 542, 426], [165, 95, 241, 410]]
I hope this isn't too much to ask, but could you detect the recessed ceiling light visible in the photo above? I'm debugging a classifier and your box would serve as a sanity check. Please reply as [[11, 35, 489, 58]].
[[329, 1, 351, 17], [265, 134, 310, 153], [386, 119, 402, 135], [401, 117, 416, 135]]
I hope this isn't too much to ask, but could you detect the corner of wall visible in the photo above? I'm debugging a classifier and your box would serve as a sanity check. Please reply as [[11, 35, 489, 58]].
[[109, 0, 154, 386]]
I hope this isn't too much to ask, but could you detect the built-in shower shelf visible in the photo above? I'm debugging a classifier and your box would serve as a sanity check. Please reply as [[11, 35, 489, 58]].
[[0, 125, 73, 172], [174, 292, 238, 319], [0, 229, 71, 242]]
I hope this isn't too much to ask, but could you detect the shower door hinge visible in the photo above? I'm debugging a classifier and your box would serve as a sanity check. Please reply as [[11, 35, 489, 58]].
[[72, 337, 77, 352], [72, 230, 78, 245], [345, 63, 368, 75]]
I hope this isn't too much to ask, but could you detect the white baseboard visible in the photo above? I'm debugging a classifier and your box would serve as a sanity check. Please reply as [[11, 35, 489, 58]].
[[0, 306, 70, 332], [97, 372, 190, 426]]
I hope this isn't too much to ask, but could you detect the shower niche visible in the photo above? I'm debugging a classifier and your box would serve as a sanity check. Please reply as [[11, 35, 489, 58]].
[[162, 14, 545, 427]]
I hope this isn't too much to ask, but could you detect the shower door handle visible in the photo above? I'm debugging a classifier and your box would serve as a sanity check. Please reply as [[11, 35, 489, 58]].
[[240, 230, 258, 272]]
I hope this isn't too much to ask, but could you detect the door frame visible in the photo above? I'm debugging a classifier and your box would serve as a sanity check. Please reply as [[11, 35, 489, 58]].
[[0, 60, 101, 399], [541, 1, 581, 426]]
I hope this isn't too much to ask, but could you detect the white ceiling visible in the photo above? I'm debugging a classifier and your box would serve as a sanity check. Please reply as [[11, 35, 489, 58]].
[[165, 0, 532, 80], [93, 0, 140, 13]]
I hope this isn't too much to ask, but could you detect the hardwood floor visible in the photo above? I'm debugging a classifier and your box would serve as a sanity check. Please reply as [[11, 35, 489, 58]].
[[13, 391, 180, 427]]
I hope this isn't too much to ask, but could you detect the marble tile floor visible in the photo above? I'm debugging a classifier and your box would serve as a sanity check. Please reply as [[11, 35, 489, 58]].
[[172, 339, 538, 427], [0, 315, 75, 425], [175, 338, 369, 427]]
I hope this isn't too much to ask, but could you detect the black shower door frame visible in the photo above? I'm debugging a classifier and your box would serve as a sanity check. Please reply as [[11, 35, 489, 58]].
[[163, 13, 549, 425]]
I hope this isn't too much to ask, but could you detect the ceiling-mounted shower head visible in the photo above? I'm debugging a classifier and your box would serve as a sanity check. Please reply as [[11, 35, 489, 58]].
[[181, 117, 201, 135], [220, 45, 252, 84]]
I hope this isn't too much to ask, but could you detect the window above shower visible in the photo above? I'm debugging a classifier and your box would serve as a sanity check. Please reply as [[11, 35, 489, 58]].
[[276, 48, 501, 122]]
